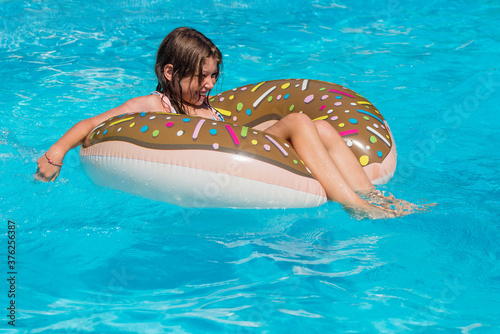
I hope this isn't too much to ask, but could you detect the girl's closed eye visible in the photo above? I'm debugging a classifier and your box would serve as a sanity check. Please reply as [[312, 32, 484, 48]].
[[201, 72, 218, 80]]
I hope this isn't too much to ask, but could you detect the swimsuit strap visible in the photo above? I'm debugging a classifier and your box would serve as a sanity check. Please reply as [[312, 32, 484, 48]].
[[207, 103, 225, 122], [150, 91, 177, 113]]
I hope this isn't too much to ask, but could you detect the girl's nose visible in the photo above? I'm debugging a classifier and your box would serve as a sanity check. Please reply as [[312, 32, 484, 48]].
[[204, 76, 215, 90]]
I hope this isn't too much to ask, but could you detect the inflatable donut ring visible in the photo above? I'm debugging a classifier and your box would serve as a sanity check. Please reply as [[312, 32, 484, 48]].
[[80, 79, 396, 208]]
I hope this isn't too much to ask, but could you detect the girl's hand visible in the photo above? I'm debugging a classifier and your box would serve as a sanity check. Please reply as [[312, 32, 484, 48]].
[[36, 151, 63, 182]]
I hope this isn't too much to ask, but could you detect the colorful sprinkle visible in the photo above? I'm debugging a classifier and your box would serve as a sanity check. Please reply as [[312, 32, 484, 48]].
[[304, 95, 314, 104], [246, 109, 252, 116], [321, 95, 329, 100], [224, 124, 240, 146], [236, 102, 243, 111], [140, 126, 148, 133], [149, 116, 156, 120], [334, 102, 342, 106], [339, 129, 359, 136], [301, 79, 309, 91], [264, 144, 271, 151], [103, 129, 108, 135], [251, 81, 266, 92], [369, 136, 378, 143], [140, 112, 146, 117], [165, 122, 173, 128], [213, 143, 219, 150], [109, 117, 134, 126], [357, 109, 383, 123], [360, 155, 369, 166], [284, 94, 290, 99], [339, 123, 345, 127], [183, 118, 191, 123], [377, 151, 383, 158], [176, 130, 184, 136], [209, 129, 217, 135], [129, 122, 135, 128], [229, 95, 234, 100], [241, 126, 248, 138], [192, 119, 205, 140], [216, 108, 232, 117], [253, 86, 276, 108], [329, 89, 355, 98], [281, 83, 290, 89], [251, 140, 258, 145], [152, 130, 159, 138], [349, 118, 358, 124], [331, 115, 339, 121], [367, 126, 391, 147], [289, 105, 295, 111], [265, 134, 288, 157]]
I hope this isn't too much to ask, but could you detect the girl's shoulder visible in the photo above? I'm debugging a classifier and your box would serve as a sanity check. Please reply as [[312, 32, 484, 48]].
[[120, 94, 167, 113], [149, 91, 176, 113]]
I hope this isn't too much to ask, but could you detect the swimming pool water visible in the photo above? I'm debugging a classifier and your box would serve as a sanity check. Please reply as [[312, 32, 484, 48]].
[[1, 0, 499, 332]]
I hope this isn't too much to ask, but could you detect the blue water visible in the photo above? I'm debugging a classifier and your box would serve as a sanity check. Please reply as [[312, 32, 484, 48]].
[[1, 0, 499, 332]]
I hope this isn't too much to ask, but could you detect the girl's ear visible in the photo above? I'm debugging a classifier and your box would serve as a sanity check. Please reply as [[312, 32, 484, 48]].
[[163, 64, 173, 81]]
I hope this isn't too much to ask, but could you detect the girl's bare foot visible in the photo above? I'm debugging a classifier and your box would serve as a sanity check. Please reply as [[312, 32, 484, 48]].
[[354, 189, 436, 219], [342, 200, 402, 220]]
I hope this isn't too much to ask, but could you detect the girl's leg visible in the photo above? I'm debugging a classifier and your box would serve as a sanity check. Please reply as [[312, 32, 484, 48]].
[[313, 120, 374, 191], [313, 120, 418, 212], [264, 113, 378, 211]]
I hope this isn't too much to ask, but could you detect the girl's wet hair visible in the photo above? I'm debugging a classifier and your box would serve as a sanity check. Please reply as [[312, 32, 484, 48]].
[[155, 27, 222, 114]]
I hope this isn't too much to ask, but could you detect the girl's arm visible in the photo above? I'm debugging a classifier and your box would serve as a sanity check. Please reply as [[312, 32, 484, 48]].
[[36, 94, 165, 182]]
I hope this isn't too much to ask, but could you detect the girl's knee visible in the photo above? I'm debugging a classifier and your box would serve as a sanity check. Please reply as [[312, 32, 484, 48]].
[[284, 112, 311, 121], [282, 113, 314, 127], [314, 120, 341, 142]]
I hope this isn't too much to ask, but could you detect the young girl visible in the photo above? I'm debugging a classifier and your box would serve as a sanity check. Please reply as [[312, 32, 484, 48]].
[[36, 27, 413, 218]]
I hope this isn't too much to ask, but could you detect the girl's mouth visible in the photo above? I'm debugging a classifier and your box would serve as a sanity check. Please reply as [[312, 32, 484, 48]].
[[197, 91, 207, 100]]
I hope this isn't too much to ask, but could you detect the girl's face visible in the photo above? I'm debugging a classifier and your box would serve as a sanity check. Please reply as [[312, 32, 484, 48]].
[[179, 57, 218, 106]]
